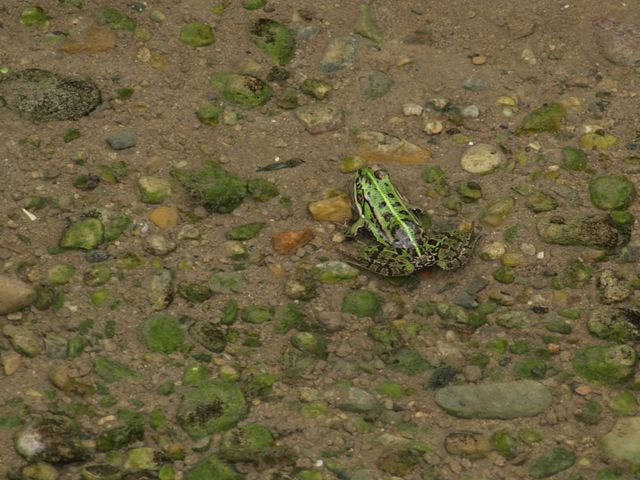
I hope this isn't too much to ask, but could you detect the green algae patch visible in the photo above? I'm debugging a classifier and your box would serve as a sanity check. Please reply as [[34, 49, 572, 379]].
[[572, 344, 636, 384], [172, 160, 247, 213], [180, 22, 214, 46], [60, 218, 105, 250], [138, 313, 184, 353], [516, 102, 566, 135], [185, 454, 244, 480], [211, 73, 272, 108], [177, 380, 247, 439], [96, 7, 136, 31], [94, 356, 137, 382], [341, 289, 383, 318], [589, 175, 636, 210], [249, 18, 295, 65]]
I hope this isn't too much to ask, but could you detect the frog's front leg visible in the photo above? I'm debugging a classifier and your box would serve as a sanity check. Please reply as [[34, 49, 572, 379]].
[[342, 244, 416, 277], [345, 215, 365, 238]]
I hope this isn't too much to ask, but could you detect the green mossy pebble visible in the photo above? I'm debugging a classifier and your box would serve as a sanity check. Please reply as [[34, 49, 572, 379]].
[[66, 336, 88, 358], [179, 22, 214, 46], [103, 213, 131, 242], [572, 344, 636, 384], [312, 260, 359, 284], [291, 332, 327, 358], [178, 282, 213, 303], [209, 271, 248, 294], [196, 104, 224, 126], [177, 381, 247, 438], [581, 131, 617, 150], [513, 357, 547, 379], [529, 447, 576, 478], [189, 321, 227, 352], [518, 428, 542, 444], [242, 0, 266, 9], [272, 302, 303, 334], [480, 196, 515, 227], [96, 423, 143, 452], [138, 314, 184, 353], [561, 146, 588, 171], [493, 266, 515, 284], [376, 382, 404, 399], [80, 464, 122, 480], [248, 18, 295, 65], [20, 6, 51, 27], [94, 356, 137, 382], [96, 7, 136, 31], [589, 175, 636, 210], [47, 264, 76, 285], [386, 349, 430, 375], [241, 305, 272, 324], [138, 176, 172, 204], [491, 430, 519, 459], [546, 320, 572, 334], [321, 36, 358, 73], [526, 190, 558, 212], [183, 365, 211, 386], [247, 178, 279, 201], [587, 306, 640, 343], [173, 161, 247, 213], [124, 447, 160, 471], [211, 73, 272, 108], [301, 79, 332, 100], [64, 128, 81, 143], [20, 462, 59, 480], [355, 4, 383, 44], [536, 214, 623, 250], [225, 222, 265, 241], [219, 423, 274, 462], [608, 390, 637, 416], [341, 289, 383, 318], [364, 71, 393, 100], [516, 102, 566, 135], [185, 454, 243, 480], [60, 218, 104, 250], [563, 258, 592, 288], [456, 181, 482, 201]]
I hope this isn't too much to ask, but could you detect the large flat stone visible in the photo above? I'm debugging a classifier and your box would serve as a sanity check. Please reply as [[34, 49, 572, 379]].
[[434, 380, 552, 419]]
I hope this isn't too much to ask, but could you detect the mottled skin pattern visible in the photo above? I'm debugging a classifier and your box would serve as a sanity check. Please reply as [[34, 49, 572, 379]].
[[343, 166, 477, 276]]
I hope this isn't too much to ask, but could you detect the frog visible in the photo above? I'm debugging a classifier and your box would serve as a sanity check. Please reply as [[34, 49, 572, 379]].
[[342, 166, 476, 276]]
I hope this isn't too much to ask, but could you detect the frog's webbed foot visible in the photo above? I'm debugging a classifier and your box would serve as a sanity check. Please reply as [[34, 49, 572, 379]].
[[341, 244, 416, 277], [436, 225, 479, 270]]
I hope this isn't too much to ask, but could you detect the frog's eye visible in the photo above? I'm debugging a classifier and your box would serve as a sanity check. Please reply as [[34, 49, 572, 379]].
[[375, 169, 389, 179]]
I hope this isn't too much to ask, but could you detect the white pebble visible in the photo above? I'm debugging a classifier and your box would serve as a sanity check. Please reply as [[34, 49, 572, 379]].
[[402, 103, 423, 116]]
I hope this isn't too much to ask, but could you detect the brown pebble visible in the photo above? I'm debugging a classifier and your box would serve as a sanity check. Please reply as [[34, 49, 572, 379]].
[[574, 384, 592, 396], [272, 229, 314, 255], [471, 54, 487, 65], [63, 26, 117, 54], [149, 205, 179, 229]]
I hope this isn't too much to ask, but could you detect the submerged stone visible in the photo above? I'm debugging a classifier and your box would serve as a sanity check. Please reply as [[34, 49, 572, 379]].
[[249, 18, 295, 65], [0, 274, 36, 315], [354, 4, 383, 44], [536, 214, 624, 250], [321, 36, 358, 73], [179, 22, 214, 46], [295, 104, 344, 134], [601, 417, 640, 468], [211, 73, 271, 108], [515, 102, 566, 135], [138, 314, 184, 353], [0, 69, 101, 122], [529, 447, 576, 478], [60, 218, 105, 250], [480, 196, 515, 227], [341, 289, 383, 318], [434, 380, 552, 419], [172, 161, 247, 213], [354, 130, 431, 164], [572, 344, 636, 384], [14, 416, 90, 463], [185, 454, 244, 480], [177, 380, 247, 438], [587, 306, 640, 343], [218, 423, 274, 462], [589, 175, 636, 210]]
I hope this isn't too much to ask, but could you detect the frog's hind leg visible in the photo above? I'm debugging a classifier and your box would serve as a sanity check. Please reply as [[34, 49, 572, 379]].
[[341, 244, 416, 277], [436, 227, 479, 270]]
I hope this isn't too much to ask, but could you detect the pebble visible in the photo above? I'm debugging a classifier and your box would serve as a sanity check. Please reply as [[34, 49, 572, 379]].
[[321, 36, 358, 73], [594, 18, 640, 66], [355, 130, 431, 164], [471, 54, 487, 65], [462, 76, 487, 91], [461, 105, 479, 118], [423, 119, 443, 135], [402, 103, 423, 116], [601, 417, 640, 467], [149, 205, 179, 229], [295, 104, 344, 134], [434, 380, 552, 419], [460, 143, 505, 174], [144, 234, 177, 256], [106, 128, 137, 150], [0, 274, 36, 314], [1, 351, 22, 375]]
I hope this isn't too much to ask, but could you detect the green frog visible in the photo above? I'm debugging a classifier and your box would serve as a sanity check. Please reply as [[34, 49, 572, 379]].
[[342, 166, 476, 276]]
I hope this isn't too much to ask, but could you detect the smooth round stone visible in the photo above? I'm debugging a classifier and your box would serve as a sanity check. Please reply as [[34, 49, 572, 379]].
[[434, 380, 552, 419], [460, 143, 505, 174], [144, 234, 176, 256], [462, 105, 480, 118], [0, 274, 36, 314], [106, 128, 136, 150], [601, 417, 640, 467], [402, 103, 423, 116]]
